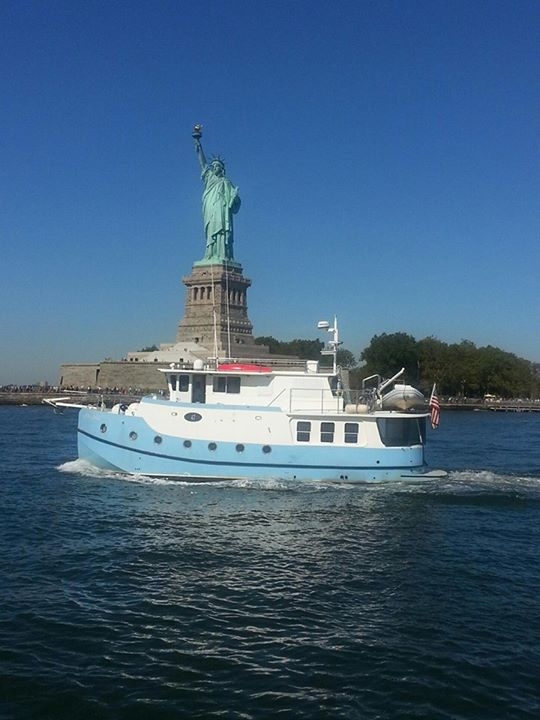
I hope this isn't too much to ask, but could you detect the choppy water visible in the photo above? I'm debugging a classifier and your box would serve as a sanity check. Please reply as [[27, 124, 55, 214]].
[[1, 407, 540, 719]]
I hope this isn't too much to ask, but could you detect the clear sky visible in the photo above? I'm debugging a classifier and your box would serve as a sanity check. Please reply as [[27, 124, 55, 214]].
[[2, 0, 539, 385]]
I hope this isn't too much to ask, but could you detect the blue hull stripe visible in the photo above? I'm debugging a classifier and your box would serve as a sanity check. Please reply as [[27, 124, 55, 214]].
[[78, 428, 423, 472]]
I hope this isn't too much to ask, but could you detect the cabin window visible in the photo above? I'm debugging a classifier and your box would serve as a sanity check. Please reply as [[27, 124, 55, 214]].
[[297, 421, 311, 442], [321, 422, 335, 443], [377, 417, 426, 447], [213, 376, 241, 394], [170, 374, 189, 392], [344, 422, 359, 443]]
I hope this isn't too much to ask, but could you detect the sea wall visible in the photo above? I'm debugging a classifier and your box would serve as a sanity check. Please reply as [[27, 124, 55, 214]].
[[0, 392, 144, 406], [59, 361, 169, 391]]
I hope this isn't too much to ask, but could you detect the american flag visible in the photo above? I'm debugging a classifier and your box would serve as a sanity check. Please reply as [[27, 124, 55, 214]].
[[429, 384, 440, 429]]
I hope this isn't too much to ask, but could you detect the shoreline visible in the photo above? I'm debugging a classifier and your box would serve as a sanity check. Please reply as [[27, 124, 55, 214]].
[[1, 391, 538, 412], [0, 392, 146, 407]]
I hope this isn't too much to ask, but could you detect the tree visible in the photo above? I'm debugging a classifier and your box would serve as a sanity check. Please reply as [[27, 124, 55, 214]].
[[258, 331, 540, 398], [319, 348, 357, 369], [337, 349, 357, 369], [360, 332, 418, 380], [417, 337, 446, 387], [255, 336, 357, 368]]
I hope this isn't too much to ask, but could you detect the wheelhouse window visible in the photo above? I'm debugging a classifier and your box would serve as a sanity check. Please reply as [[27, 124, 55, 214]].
[[320, 421, 335, 443], [377, 417, 426, 447], [170, 374, 190, 392], [297, 421, 311, 442], [213, 376, 241, 394], [344, 422, 359, 444]]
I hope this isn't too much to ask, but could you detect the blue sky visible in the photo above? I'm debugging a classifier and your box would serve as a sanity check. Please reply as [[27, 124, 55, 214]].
[[2, 0, 539, 384]]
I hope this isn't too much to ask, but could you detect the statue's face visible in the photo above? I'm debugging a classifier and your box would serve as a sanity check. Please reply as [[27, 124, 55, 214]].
[[212, 161, 224, 176]]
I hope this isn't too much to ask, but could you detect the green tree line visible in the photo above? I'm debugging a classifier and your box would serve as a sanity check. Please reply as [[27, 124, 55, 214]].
[[256, 333, 539, 399], [356, 333, 538, 398]]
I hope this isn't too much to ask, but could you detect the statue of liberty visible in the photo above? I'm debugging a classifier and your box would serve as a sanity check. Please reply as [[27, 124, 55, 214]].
[[192, 125, 241, 263]]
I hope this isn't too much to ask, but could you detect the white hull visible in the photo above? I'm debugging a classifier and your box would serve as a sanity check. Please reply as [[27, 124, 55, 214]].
[[65, 320, 444, 483]]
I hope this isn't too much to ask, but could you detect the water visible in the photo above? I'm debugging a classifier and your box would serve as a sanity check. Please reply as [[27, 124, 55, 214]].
[[1, 407, 540, 719]]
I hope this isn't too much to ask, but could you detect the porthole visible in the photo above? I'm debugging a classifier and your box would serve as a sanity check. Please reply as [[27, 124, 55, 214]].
[[100, 424, 107, 433], [185, 412, 202, 422], [183, 440, 192, 448], [154, 436, 162, 444], [262, 445, 272, 454], [129, 431, 138, 440], [208, 442, 217, 451], [236, 443, 245, 453]]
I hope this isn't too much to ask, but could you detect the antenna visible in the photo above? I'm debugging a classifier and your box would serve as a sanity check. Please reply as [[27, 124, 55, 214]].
[[225, 259, 232, 358], [211, 264, 218, 364], [317, 315, 342, 374]]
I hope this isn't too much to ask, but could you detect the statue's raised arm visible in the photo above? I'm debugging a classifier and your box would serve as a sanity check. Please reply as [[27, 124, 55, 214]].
[[192, 124, 207, 172], [192, 125, 241, 265]]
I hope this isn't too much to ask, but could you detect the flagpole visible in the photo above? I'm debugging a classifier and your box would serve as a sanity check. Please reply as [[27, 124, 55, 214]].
[[429, 383, 440, 429]]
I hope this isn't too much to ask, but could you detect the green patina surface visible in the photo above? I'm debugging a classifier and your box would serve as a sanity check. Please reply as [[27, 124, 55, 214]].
[[193, 126, 241, 266]]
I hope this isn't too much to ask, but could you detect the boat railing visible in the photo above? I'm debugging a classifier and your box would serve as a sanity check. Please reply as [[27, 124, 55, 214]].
[[361, 373, 381, 392], [286, 388, 343, 413], [284, 387, 378, 414], [346, 387, 379, 409]]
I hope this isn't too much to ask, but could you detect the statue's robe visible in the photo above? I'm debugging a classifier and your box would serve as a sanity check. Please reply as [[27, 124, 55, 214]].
[[201, 166, 241, 261]]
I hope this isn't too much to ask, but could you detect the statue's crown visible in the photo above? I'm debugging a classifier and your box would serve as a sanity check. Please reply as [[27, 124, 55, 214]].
[[211, 155, 225, 167]]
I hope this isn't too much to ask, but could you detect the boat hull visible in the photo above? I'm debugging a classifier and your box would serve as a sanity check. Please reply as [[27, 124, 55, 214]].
[[77, 406, 434, 483]]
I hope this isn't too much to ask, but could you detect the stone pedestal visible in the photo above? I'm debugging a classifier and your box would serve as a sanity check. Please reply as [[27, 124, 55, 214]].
[[176, 263, 265, 357]]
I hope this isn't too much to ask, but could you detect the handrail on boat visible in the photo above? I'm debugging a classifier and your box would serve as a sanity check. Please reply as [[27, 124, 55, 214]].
[[266, 386, 288, 408], [263, 387, 383, 414], [287, 388, 345, 414], [378, 367, 405, 394]]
